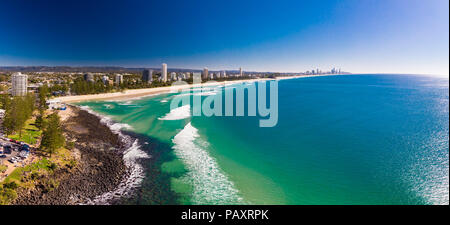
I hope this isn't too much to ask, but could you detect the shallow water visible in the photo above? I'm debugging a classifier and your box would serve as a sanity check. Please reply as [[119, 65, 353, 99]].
[[79, 74, 449, 205]]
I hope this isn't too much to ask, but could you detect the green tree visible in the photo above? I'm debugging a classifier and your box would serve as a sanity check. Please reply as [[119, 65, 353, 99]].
[[38, 84, 49, 109], [40, 112, 65, 156], [3, 96, 31, 137], [35, 109, 45, 130]]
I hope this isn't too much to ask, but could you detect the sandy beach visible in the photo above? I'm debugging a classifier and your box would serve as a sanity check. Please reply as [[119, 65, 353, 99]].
[[55, 77, 275, 103], [55, 75, 340, 103]]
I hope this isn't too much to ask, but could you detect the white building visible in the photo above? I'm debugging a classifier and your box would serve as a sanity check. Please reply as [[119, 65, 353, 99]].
[[170, 72, 177, 81], [115, 74, 123, 85], [193, 72, 201, 82], [203, 67, 209, 80], [239, 67, 243, 77], [11, 72, 28, 96], [162, 63, 168, 82], [102, 75, 109, 85]]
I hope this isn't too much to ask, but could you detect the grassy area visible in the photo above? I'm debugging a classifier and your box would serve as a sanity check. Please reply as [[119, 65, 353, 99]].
[[0, 147, 76, 205], [0, 165, 7, 173], [8, 118, 42, 145]]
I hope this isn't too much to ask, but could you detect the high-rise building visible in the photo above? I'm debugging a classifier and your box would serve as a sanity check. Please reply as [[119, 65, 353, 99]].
[[170, 72, 177, 81], [203, 67, 209, 80], [162, 63, 168, 82], [142, 69, 153, 83], [83, 73, 94, 82], [239, 67, 243, 77], [102, 75, 109, 85], [115, 74, 123, 85], [11, 72, 28, 96], [193, 72, 201, 83], [221, 70, 227, 78]]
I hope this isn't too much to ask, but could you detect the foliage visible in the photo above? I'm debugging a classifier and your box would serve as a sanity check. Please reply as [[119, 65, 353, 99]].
[[2, 181, 18, 190], [8, 118, 42, 145], [38, 84, 49, 109], [35, 109, 45, 130], [0, 164, 7, 173], [40, 112, 65, 156], [0, 187, 17, 205], [2, 94, 36, 137]]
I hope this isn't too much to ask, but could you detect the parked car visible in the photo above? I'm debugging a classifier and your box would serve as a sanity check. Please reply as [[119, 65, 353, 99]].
[[0, 155, 6, 158], [21, 144, 30, 151], [3, 145, 12, 154]]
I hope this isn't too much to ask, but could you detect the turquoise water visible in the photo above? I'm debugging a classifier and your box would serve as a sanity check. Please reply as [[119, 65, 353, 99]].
[[79, 74, 449, 205]]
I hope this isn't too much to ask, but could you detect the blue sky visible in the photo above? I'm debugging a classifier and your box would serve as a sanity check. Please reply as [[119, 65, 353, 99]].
[[0, 0, 448, 75]]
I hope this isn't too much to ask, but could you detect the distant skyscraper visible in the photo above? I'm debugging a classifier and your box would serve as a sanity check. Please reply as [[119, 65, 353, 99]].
[[162, 63, 168, 82], [83, 73, 94, 82], [115, 74, 123, 85], [239, 67, 243, 77], [11, 72, 28, 96], [221, 70, 227, 78], [142, 69, 153, 83], [203, 67, 209, 80]]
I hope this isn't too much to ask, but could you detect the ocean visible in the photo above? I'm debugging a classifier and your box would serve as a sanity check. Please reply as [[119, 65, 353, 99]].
[[78, 74, 449, 205]]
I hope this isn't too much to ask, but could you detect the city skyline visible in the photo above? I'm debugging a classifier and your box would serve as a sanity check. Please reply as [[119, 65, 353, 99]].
[[0, 0, 448, 76]]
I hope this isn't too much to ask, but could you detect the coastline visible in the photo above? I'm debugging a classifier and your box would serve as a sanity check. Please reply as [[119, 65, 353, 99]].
[[37, 73, 346, 205], [12, 106, 130, 205], [55, 75, 343, 103]]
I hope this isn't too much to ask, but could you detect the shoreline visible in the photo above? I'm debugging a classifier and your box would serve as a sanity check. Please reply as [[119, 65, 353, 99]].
[[55, 75, 343, 103], [12, 106, 129, 205]]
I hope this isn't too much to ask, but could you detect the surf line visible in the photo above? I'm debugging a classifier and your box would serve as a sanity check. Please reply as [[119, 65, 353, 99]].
[[168, 75, 279, 127]]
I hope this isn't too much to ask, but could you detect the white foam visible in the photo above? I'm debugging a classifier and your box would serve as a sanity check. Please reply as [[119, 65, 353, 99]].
[[78, 105, 150, 205], [172, 122, 244, 204], [158, 105, 191, 120], [117, 101, 133, 105]]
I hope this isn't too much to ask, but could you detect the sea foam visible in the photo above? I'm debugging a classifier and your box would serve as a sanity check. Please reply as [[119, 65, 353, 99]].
[[79, 105, 150, 205], [172, 122, 244, 204], [158, 105, 191, 120]]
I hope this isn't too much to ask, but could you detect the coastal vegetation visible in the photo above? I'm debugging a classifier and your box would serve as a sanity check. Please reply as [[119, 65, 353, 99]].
[[40, 112, 65, 156], [0, 165, 6, 173], [69, 76, 171, 95], [0, 84, 68, 205], [7, 118, 42, 145], [1, 93, 36, 138], [0, 148, 75, 204]]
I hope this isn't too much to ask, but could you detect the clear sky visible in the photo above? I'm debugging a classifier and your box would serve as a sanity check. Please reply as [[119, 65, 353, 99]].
[[0, 0, 448, 76]]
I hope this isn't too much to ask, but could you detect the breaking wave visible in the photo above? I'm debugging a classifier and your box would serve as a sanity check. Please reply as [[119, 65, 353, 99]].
[[158, 105, 191, 120], [172, 122, 244, 204], [78, 105, 150, 205]]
